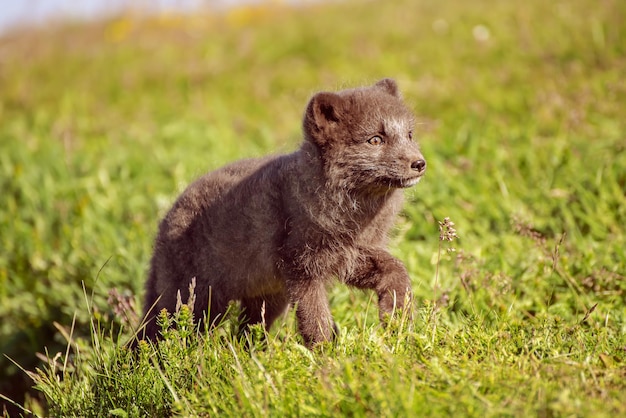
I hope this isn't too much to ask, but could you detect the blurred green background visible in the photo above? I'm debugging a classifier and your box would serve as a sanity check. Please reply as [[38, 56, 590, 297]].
[[1, 0, 625, 414]]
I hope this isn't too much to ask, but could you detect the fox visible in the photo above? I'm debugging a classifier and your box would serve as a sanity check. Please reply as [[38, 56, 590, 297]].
[[140, 78, 426, 347]]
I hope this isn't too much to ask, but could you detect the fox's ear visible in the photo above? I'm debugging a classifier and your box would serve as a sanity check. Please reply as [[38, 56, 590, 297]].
[[374, 78, 401, 98], [303, 92, 345, 146], [307, 92, 344, 124]]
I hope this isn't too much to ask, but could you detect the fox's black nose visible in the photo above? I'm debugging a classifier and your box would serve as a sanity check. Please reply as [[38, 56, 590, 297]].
[[411, 159, 426, 172]]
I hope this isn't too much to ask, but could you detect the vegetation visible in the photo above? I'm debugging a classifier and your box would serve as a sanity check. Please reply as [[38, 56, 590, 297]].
[[0, 0, 624, 415]]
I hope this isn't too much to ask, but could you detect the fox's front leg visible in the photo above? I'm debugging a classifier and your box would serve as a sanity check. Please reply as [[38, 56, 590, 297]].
[[286, 277, 338, 347], [344, 249, 413, 321]]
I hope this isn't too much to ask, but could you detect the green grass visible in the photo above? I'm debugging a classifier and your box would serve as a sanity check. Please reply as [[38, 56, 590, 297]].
[[1, 0, 625, 416]]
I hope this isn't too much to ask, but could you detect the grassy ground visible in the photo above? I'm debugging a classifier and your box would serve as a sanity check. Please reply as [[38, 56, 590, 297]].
[[1, 0, 625, 416]]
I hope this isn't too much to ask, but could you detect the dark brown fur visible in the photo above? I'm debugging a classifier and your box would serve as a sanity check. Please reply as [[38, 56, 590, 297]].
[[140, 79, 426, 347]]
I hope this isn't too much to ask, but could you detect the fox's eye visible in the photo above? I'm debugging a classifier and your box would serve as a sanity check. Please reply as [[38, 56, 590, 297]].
[[367, 136, 384, 145], [408, 131, 413, 140]]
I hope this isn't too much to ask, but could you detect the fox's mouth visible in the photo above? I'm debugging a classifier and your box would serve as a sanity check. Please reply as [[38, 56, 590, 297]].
[[378, 173, 424, 189], [399, 175, 423, 187]]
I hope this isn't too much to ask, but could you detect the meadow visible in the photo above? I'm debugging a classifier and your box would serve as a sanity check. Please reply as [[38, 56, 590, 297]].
[[0, 0, 625, 416]]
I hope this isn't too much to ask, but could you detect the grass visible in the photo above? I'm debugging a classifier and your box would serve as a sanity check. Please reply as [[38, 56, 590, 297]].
[[0, 0, 625, 415]]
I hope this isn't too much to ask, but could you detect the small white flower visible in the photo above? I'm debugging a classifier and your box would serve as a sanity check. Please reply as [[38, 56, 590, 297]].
[[473, 25, 490, 42]]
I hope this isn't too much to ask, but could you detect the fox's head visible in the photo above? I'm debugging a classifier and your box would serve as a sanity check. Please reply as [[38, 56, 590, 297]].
[[303, 79, 426, 192]]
